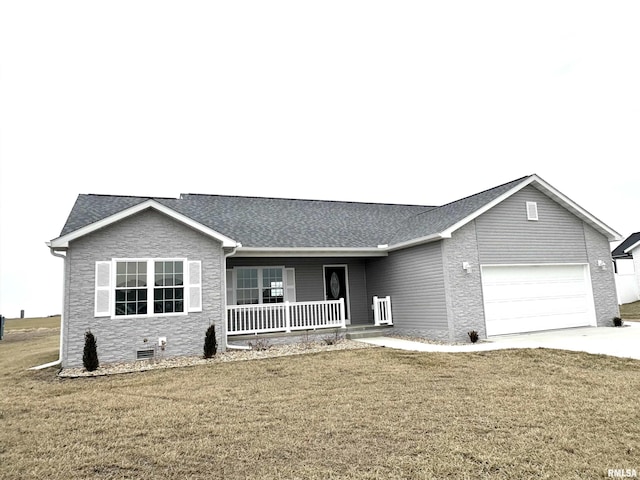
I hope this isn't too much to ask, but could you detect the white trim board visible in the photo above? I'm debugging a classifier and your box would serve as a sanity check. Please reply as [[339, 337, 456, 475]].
[[49, 199, 239, 249]]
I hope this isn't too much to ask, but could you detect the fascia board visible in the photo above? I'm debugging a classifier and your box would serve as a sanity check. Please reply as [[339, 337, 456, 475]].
[[49, 199, 239, 248], [234, 247, 388, 257], [386, 233, 448, 252], [529, 175, 623, 241], [439, 176, 538, 238], [438, 174, 622, 242], [384, 178, 540, 251], [624, 240, 640, 254]]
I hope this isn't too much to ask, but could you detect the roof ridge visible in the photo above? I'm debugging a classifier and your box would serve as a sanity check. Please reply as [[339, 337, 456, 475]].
[[180, 192, 434, 208], [82, 193, 179, 200]]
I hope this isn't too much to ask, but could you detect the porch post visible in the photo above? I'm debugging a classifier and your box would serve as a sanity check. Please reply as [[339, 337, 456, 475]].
[[373, 296, 380, 326], [284, 301, 291, 332], [384, 296, 393, 325], [339, 298, 346, 328]]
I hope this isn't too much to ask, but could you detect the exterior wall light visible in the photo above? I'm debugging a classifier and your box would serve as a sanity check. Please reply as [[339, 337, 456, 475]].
[[462, 262, 472, 273]]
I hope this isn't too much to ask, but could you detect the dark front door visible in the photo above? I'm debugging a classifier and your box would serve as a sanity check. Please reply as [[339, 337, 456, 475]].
[[324, 265, 349, 320]]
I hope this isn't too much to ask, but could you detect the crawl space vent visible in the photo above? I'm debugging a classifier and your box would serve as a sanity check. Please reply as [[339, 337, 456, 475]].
[[136, 349, 155, 360]]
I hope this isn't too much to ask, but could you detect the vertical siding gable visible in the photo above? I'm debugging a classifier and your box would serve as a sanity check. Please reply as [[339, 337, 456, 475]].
[[475, 185, 588, 264]]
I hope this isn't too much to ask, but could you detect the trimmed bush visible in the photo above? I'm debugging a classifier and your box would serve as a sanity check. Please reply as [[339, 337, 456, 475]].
[[204, 324, 217, 358], [468, 330, 479, 343], [83, 331, 99, 371], [613, 316, 623, 327]]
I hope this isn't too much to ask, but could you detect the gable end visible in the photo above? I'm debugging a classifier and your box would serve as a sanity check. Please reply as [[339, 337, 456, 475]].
[[49, 199, 239, 249]]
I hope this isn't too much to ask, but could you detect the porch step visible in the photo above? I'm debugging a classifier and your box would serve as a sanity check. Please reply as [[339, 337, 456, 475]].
[[345, 325, 393, 340]]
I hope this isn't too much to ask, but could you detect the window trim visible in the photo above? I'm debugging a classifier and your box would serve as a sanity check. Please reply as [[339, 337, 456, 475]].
[[111, 257, 188, 319], [526, 201, 539, 221], [229, 266, 288, 305], [322, 264, 351, 321]]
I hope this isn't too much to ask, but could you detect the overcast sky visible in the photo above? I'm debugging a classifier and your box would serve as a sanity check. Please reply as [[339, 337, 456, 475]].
[[1, 1, 639, 318]]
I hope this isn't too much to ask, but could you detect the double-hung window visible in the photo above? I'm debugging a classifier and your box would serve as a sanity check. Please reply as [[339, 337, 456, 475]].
[[95, 258, 201, 318], [153, 260, 184, 314], [115, 261, 149, 315], [232, 267, 285, 305]]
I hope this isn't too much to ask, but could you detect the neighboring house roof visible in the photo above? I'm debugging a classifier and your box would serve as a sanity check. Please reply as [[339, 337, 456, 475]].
[[612, 232, 640, 259], [49, 174, 623, 252]]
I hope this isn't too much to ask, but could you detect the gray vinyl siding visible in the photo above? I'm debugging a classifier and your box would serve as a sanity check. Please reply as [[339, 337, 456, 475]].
[[472, 186, 619, 336], [226, 257, 370, 324], [63, 209, 226, 368], [365, 242, 448, 338], [476, 186, 588, 264]]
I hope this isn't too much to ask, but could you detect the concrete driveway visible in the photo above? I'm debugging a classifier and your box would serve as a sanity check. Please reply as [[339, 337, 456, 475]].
[[356, 322, 640, 360]]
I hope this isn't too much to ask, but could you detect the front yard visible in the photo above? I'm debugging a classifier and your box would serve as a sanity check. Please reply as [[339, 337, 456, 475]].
[[1, 322, 639, 479], [621, 301, 640, 320]]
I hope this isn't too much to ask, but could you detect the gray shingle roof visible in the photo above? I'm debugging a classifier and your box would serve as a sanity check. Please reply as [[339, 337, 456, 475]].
[[57, 176, 531, 248], [612, 232, 640, 258], [387, 176, 528, 244], [60, 195, 150, 236]]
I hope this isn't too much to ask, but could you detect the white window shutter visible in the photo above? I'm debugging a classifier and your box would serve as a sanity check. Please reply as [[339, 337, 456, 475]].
[[188, 261, 202, 312], [226, 269, 234, 305], [285, 268, 296, 302], [95, 261, 112, 317], [526, 201, 538, 221]]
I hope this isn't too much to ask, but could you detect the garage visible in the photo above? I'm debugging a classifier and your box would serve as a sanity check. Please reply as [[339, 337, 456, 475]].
[[481, 264, 597, 336]]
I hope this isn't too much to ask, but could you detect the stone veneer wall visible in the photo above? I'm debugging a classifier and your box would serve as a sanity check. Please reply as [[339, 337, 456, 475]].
[[441, 220, 486, 342], [62, 209, 226, 368], [583, 223, 621, 326]]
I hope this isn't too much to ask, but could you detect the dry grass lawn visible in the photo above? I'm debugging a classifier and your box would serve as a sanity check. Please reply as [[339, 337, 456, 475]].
[[3, 315, 61, 331], [1, 322, 639, 479], [620, 301, 640, 320]]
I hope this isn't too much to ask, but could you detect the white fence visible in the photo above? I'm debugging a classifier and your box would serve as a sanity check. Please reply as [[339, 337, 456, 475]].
[[227, 299, 346, 336], [615, 274, 640, 305], [372, 296, 393, 326]]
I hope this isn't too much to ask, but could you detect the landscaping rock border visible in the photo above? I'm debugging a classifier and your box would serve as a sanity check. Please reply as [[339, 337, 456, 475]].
[[58, 339, 376, 378]]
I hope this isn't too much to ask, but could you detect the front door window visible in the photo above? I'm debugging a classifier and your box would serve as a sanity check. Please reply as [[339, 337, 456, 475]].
[[324, 265, 349, 319]]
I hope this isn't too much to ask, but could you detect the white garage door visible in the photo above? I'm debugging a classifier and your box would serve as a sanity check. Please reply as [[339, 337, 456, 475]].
[[482, 264, 596, 336]]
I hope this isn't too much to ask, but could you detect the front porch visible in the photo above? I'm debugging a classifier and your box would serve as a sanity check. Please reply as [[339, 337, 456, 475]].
[[226, 323, 394, 346], [226, 296, 393, 338]]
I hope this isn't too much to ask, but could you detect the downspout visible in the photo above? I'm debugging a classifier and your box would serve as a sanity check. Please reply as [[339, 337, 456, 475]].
[[30, 244, 67, 370], [223, 243, 248, 350]]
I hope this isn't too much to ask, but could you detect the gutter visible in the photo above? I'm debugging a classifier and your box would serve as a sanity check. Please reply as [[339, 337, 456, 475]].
[[29, 243, 66, 370], [385, 232, 448, 252]]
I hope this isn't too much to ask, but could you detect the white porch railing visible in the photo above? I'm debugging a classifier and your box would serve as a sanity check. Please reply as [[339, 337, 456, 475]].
[[227, 298, 346, 336], [373, 296, 393, 326]]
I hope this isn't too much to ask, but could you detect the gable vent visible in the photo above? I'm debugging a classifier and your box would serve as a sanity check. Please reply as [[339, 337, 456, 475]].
[[136, 349, 155, 360], [526, 202, 538, 221]]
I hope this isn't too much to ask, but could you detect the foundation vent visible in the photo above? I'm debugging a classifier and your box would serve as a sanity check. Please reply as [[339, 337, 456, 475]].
[[136, 349, 155, 360]]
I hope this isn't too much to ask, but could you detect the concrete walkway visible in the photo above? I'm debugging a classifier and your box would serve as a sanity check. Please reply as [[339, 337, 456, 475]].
[[355, 322, 640, 360]]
